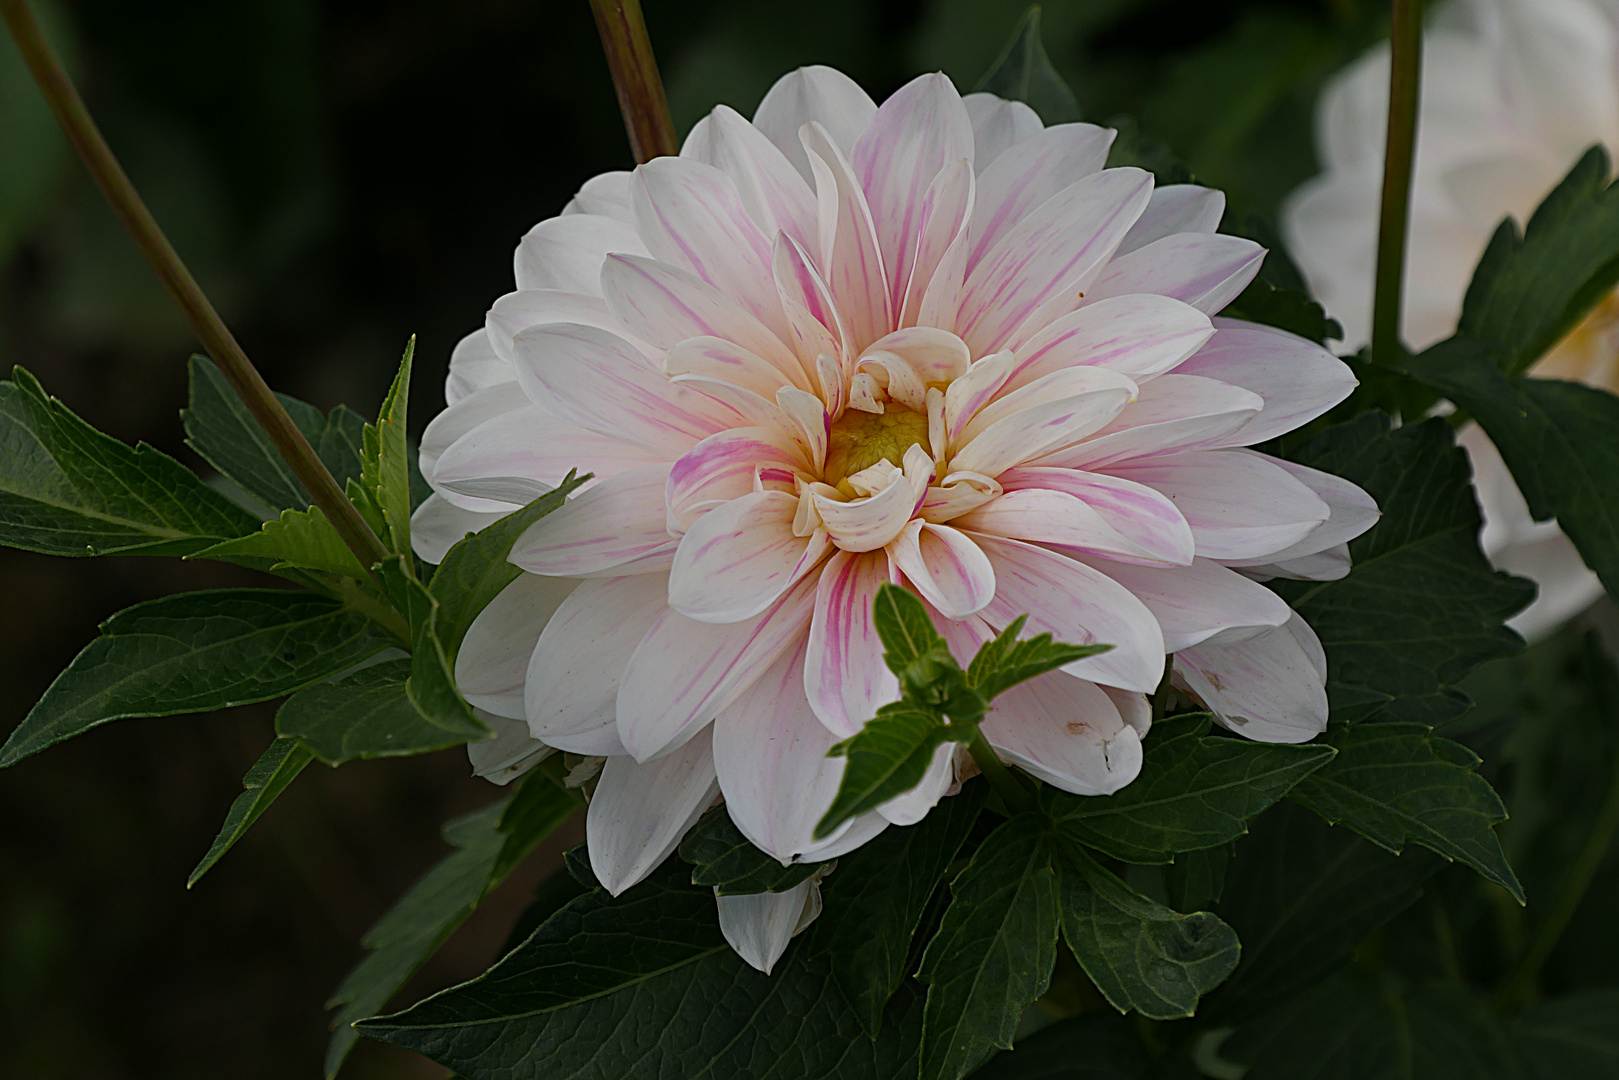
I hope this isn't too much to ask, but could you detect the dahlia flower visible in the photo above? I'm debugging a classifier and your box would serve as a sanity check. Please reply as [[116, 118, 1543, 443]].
[[414, 66, 1373, 972], [1283, 0, 1619, 638]]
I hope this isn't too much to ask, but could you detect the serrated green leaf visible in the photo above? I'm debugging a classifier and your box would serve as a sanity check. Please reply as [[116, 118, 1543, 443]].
[[809, 783, 985, 1037], [1457, 146, 1619, 376], [1105, 114, 1197, 186], [192, 505, 369, 580], [973, 6, 1081, 124], [1516, 990, 1619, 1079], [1403, 339, 1619, 605], [1289, 722, 1521, 902], [1223, 277, 1341, 344], [0, 589, 393, 768], [359, 339, 414, 555], [356, 856, 924, 1079], [967, 1012, 1149, 1080], [917, 813, 1059, 1080], [678, 804, 824, 895], [873, 582, 949, 672], [324, 767, 579, 1077], [1274, 414, 1535, 725], [816, 704, 956, 839], [375, 555, 488, 739], [967, 616, 1110, 701], [1042, 714, 1335, 864], [1205, 803, 1441, 1020], [282, 396, 369, 492], [0, 366, 257, 557], [187, 735, 313, 887], [1054, 844, 1240, 1020], [275, 659, 473, 766], [429, 476, 585, 665]]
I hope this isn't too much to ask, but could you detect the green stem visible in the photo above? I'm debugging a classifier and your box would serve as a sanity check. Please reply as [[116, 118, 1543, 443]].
[[588, 0, 679, 164], [967, 729, 1036, 816], [0, 0, 389, 572], [1370, 0, 1424, 365]]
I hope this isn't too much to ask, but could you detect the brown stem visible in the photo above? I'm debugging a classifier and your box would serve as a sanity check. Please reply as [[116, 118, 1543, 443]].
[[0, 0, 389, 570], [1370, 0, 1424, 366], [589, 0, 678, 164]]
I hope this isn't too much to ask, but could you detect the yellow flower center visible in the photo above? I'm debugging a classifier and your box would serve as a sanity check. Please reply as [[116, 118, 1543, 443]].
[[823, 405, 930, 488]]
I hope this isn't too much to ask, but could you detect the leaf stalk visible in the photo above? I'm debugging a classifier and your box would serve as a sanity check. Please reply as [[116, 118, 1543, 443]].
[[0, 0, 389, 572], [966, 728, 1036, 817], [589, 0, 679, 164], [1370, 0, 1424, 365]]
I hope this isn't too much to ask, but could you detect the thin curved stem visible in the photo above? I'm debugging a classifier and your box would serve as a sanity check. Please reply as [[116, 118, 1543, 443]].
[[589, 0, 679, 164], [967, 729, 1037, 817], [1371, 0, 1424, 366], [0, 0, 389, 571]]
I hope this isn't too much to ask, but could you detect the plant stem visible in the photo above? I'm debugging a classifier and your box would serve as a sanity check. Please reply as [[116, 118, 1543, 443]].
[[0, 0, 389, 571], [967, 729, 1036, 816], [589, 0, 679, 164], [1370, 0, 1423, 365]]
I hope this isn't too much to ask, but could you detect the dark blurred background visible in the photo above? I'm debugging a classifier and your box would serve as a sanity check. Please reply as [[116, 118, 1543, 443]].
[[0, 0, 1395, 1075]]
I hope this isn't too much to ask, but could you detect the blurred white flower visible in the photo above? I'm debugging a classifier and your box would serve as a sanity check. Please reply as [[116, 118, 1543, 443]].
[[1283, 0, 1619, 638], [420, 66, 1372, 972]]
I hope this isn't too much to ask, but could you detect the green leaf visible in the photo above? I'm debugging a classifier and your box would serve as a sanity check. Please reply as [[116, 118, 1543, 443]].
[[359, 339, 415, 555], [966, 615, 1110, 701], [0, 366, 257, 557], [1163, 844, 1231, 914], [375, 555, 489, 739], [678, 804, 824, 895], [1054, 845, 1240, 1020], [281, 394, 369, 492], [1516, 990, 1619, 1079], [973, 6, 1081, 124], [872, 582, 949, 674], [428, 476, 585, 664], [1456, 146, 1619, 376], [187, 735, 313, 887], [356, 857, 925, 1079], [325, 767, 579, 1078], [192, 505, 369, 580], [183, 356, 308, 512], [1273, 414, 1535, 725], [1041, 714, 1335, 864], [966, 1013, 1149, 1080], [816, 704, 955, 839], [1105, 115, 1197, 186], [917, 814, 1060, 1080], [275, 659, 477, 765], [1205, 803, 1441, 1019], [0, 589, 393, 768], [1289, 722, 1521, 902], [1403, 339, 1619, 604], [809, 783, 986, 1037]]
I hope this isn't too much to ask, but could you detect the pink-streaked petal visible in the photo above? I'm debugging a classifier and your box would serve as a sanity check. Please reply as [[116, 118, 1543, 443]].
[[1077, 555, 1292, 652], [455, 573, 579, 720], [665, 335, 811, 398], [851, 72, 976, 313], [617, 573, 818, 761], [1252, 543, 1353, 582], [420, 382, 527, 480], [863, 326, 971, 383], [983, 671, 1142, 796], [944, 352, 1016, 443], [962, 92, 1044, 171], [777, 386, 830, 470], [812, 471, 921, 553], [434, 407, 664, 500], [969, 533, 1167, 692], [997, 466, 1195, 566], [487, 288, 658, 367], [949, 383, 1136, 478], [1109, 449, 1331, 561], [562, 170, 634, 223], [803, 121, 893, 353], [918, 472, 1002, 523], [1047, 374, 1265, 469], [1005, 294, 1215, 394], [682, 104, 817, 250], [899, 160, 974, 329], [753, 65, 878, 182], [631, 157, 788, 339], [587, 726, 718, 896], [772, 231, 849, 382], [446, 329, 510, 404], [667, 427, 808, 531], [1175, 613, 1327, 743], [410, 494, 507, 564], [513, 322, 736, 454], [1086, 232, 1265, 315], [956, 488, 1186, 566], [1222, 455, 1380, 568], [669, 490, 830, 622], [888, 520, 995, 617], [526, 574, 667, 751], [467, 710, 553, 786], [967, 122, 1116, 273], [805, 549, 899, 738], [670, 375, 791, 432], [717, 878, 820, 975], [514, 213, 648, 295], [1116, 184, 1226, 257], [509, 463, 674, 577], [960, 366, 1139, 445], [1177, 320, 1359, 444]]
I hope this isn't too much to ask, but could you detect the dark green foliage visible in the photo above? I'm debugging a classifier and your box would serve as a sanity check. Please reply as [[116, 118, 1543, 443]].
[[1291, 723, 1521, 901], [357, 339, 414, 555], [1041, 714, 1335, 864], [1274, 415, 1535, 725], [821, 704, 960, 837], [679, 804, 823, 896], [974, 6, 1080, 124], [1163, 844, 1230, 914], [966, 615, 1106, 702], [0, 589, 393, 767], [375, 556, 489, 740], [918, 814, 1060, 1080], [187, 736, 313, 887], [1515, 990, 1619, 1079], [1054, 846, 1240, 1019], [325, 768, 580, 1077], [966, 1013, 1149, 1080], [0, 366, 257, 557], [276, 659, 478, 765], [193, 505, 370, 580]]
